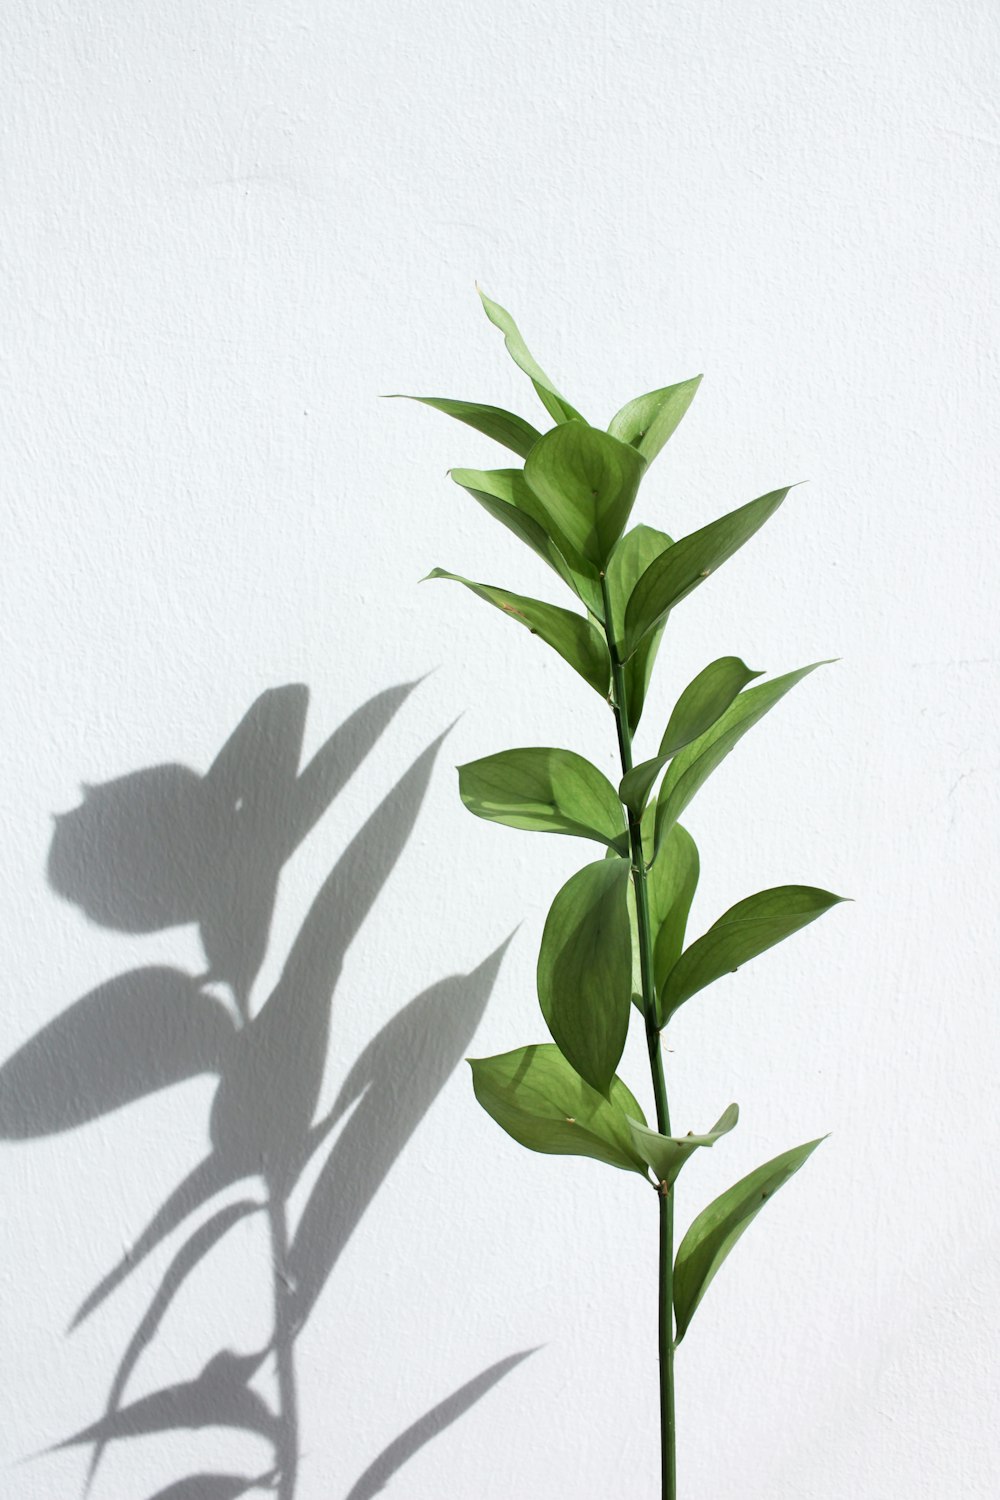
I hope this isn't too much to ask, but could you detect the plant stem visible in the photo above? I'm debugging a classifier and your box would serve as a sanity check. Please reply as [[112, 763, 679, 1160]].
[[600, 576, 676, 1500]]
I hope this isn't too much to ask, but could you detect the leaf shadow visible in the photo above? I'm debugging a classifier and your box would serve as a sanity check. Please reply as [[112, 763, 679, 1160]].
[[288, 940, 512, 1327], [342, 1348, 539, 1500], [3, 680, 526, 1499]]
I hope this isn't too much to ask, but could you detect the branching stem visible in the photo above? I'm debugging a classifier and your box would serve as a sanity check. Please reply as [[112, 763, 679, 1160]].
[[600, 575, 676, 1500]]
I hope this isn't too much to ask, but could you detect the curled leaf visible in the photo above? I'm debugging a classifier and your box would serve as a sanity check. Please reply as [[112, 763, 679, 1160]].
[[478, 288, 583, 424], [627, 1103, 738, 1187]]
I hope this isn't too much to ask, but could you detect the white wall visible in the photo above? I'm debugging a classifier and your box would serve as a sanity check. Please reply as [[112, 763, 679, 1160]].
[[1, 3, 997, 1497]]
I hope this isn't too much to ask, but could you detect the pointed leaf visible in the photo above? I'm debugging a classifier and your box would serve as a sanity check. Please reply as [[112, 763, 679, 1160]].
[[674, 1137, 826, 1343], [662, 885, 846, 1019], [470, 1044, 647, 1173], [620, 657, 763, 814], [654, 661, 831, 856], [524, 421, 646, 569], [624, 619, 666, 729], [606, 526, 675, 726], [648, 821, 700, 1001], [450, 467, 602, 614], [478, 287, 583, 424], [623, 487, 791, 658], [391, 395, 541, 457], [627, 1103, 738, 1186], [608, 375, 702, 464], [450, 468, 576, 583], [537, 857, 632, 1095], [606, 526, 674, 640], [659, 656, 764, 759], [425, 569, 610, 695], [458, 748, 627, 851]]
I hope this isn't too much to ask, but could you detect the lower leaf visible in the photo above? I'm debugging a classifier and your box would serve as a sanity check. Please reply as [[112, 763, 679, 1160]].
[[469, 1044, 648, 1173], [673, 1136, 826, 1343], [537, 856, 633, 1095]]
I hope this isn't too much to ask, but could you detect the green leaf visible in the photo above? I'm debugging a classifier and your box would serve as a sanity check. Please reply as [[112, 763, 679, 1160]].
[[606, 526, 675, 727], [425, 569, 610, 695], [623, 815, 700, 1024], [623, 487, 791, 658], [653, 661, 831, 856], [524, 422, 646, 569], [648, 822, 700, 1001], [451, 467, 602, 616], [450, 468, 572, 582], [478, 287, 583, 424], [662, 885, 847, 1019], [458, 747, 627, 851], [673, 1137, 826, 1343], [620, 657, 763, 814], [659, 656, 765, 758], [627, 1103, 738, 1187], [470, 1044, 648, 1174], [608, 375, 702, 465], [389, 395, 542, 458], [624, 621, 666, 729], [537, 857, 632, 1096]]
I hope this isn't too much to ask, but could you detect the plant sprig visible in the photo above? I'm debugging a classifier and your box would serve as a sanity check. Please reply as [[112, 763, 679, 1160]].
[[408, 289, 844, 1499]]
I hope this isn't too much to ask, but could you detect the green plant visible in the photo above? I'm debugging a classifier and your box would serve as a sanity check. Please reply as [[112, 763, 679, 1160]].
[[406, 290, 845, 1497]]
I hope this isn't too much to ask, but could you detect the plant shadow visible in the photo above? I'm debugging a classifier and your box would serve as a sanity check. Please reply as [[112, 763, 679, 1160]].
[[0, 683, 530, 1500]]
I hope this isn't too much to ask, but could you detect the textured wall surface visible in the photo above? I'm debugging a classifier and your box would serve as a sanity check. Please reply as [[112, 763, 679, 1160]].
[[1, 3, 997, 1497]]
